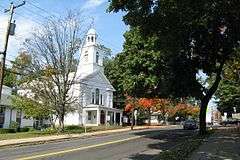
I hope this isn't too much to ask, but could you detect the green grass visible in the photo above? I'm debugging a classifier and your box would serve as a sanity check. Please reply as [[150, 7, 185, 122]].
[[0, 125, 124, 141]]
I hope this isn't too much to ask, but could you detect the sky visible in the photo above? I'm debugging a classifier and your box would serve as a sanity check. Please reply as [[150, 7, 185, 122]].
[[0, 0, 128, 66]]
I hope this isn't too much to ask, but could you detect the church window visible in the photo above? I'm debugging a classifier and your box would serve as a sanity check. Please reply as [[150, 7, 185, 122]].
[[95, 88, 99, 105], [91, 36, 94, 42], [100, 94, 103, 105], [91, 92, 95, 104], [96, 52, 99, 64], [84, 51, 88, 62], [88, 37, 90, 42]]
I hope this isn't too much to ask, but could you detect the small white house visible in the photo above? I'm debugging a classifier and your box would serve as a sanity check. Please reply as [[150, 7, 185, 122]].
[[0, 85, 33, 128], [64, 28, 123, 126]]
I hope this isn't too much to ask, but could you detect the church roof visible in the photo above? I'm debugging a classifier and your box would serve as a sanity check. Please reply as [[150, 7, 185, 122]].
[[76, 70, 115, 91], [87, 28, 97, 35]]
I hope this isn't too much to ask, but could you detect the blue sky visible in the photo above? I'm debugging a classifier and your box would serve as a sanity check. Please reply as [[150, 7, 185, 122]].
[[0, 0, 127, 64]]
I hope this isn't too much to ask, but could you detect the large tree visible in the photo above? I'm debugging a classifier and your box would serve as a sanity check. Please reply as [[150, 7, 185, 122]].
[[21, 12, 86, 131], [108, 0, 240, 134]]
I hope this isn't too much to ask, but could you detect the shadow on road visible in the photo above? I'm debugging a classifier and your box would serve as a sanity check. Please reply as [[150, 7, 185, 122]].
[[126, 128, 197, 160]]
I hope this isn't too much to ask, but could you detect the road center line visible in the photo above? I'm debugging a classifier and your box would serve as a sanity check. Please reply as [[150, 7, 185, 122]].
[[15, 135, 143, 160]]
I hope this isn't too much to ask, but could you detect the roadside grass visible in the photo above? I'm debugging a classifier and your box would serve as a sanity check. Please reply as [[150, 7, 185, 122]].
[[0, 125, 124, 141], [152, 130, 214, 160]]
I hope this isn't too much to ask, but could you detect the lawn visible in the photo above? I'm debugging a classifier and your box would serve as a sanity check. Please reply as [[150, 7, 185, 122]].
[[0, 125, 124, 141]]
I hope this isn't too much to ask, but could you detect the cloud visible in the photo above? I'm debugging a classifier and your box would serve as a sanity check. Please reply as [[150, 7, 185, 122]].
[[0, 15, 38, 63], [82, 0, 107, 10]]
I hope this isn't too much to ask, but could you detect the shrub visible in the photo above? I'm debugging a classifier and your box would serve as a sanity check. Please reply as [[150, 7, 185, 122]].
[[0, 128, 16, 134], [19, 127, 30, 132], [65, 125, 82, 131], [41, 127, 57, 134], [9, 121, 19, 131]]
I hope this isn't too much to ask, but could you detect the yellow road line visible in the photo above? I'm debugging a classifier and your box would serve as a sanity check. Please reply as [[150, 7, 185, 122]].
[[16, 136, 142, 160]]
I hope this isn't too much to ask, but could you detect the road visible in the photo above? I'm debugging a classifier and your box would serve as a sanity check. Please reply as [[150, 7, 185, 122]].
[[0, 126, 197, 160]]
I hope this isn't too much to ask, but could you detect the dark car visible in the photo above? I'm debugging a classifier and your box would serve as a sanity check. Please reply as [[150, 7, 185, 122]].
[[183, 119, 198, 130]]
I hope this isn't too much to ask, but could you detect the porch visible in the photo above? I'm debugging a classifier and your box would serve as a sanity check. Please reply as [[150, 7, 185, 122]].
[[83, 105, 122, 126]]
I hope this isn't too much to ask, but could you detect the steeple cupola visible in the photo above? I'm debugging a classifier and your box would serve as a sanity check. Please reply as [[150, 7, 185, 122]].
[[85, 28, 97, 46]]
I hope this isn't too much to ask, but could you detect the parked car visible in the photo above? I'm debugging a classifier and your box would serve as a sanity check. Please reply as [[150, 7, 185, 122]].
[[183, 119, 198, 130]]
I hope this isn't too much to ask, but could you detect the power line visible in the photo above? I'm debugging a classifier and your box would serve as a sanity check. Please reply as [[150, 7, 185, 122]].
[[27, 0, 59, 18]]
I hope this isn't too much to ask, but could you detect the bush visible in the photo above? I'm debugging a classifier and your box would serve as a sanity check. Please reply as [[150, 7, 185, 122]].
[[0, 128, 16, 134], [19, 127, 30, 132], [65, 125, 82, 131], [41, 127, 57, 134], [9, 121, 19, 131]]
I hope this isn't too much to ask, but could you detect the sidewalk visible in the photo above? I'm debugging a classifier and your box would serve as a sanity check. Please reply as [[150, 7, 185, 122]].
[[189, 127, 240, 160], [0, 125, 174, 148]]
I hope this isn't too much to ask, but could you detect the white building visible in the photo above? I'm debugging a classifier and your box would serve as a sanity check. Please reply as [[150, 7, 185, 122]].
[[64, 28, 123, 126], [17, 28, 123, 127], [0, 85, 33, 128]]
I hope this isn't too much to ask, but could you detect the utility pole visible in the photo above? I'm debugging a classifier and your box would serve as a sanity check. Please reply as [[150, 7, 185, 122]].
[[0, 1, 25, 101]]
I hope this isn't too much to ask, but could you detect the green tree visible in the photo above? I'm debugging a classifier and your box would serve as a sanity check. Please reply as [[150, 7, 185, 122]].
[[215, 52, 240, 117], [109, 0, 240, 134], [3, 67, 17, 87]]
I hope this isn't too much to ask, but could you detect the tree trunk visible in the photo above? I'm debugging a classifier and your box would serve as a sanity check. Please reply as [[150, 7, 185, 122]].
[[131, 111, 134, 130], [199, 61, 225, 135], [148, 108, 151, 126], [199, 98, 210, 135], [58, 114, 64, 132]]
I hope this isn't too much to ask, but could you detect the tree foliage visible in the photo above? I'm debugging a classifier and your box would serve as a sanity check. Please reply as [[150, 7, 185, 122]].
[[109, 0, 240, 134], [11, 95, 52, 119], [216, 51, 240, 116], [19, 12, 86, 131]]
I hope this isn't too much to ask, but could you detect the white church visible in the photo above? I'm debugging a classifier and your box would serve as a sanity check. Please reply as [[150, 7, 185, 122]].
[[64, 28, 123, 126], [0, 28, 123, 129]]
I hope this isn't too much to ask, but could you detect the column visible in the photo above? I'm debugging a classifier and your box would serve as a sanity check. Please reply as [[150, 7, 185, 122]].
[[97, 109, 100, 125], [105, 110, 108, 126], [120, 112, 123, 125], [113, 112, 116, 125]]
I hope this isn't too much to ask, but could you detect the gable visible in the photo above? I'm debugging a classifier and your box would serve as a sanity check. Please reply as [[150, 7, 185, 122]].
[[79, 70, 115, 91]]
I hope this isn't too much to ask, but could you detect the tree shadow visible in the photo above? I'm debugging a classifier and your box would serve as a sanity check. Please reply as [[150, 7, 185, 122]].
[[125, 128, 197, 160], [191, 131, 240, 160]]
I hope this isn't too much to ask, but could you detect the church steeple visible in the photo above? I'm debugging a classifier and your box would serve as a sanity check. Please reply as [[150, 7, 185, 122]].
[[85, 28, 97, 46], [76, 28, 104, 77]]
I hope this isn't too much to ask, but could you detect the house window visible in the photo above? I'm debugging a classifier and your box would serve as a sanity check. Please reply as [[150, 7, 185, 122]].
[[0, 107, 5, 128], [95, 88, 99, 105], [96, 52, 99, 64], [91, 92, 95, 104], [100, 94, 103, 105], [88, 112, 91, 121]]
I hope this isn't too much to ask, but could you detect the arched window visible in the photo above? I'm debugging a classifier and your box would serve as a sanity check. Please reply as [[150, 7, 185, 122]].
[[84, 51, 88, 62], [96, 52, 99, 64], [88, 36, 90, 42], [91, 36, 94, 42], [95, 88, 99, 105], [91, 92, 95, 104], [100, 94, 103, 105]]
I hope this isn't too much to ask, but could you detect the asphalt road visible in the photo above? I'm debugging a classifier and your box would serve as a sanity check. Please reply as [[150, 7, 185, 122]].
[[0, 126, 197, 160]]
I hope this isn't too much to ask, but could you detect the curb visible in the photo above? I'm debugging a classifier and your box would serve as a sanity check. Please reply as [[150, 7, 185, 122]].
[[0, 125, 175, 148]]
